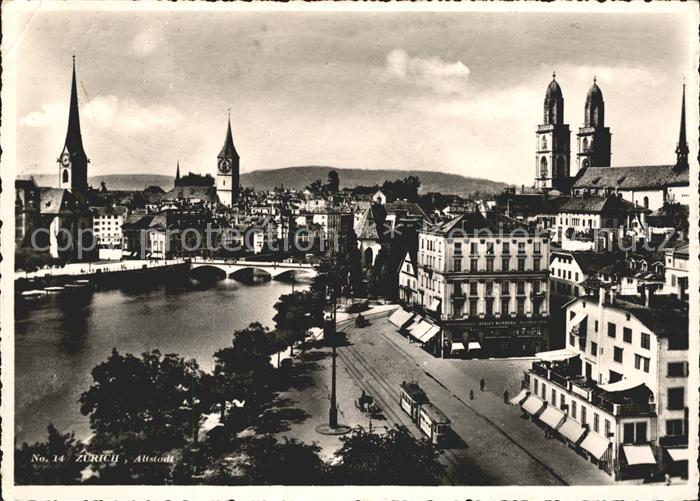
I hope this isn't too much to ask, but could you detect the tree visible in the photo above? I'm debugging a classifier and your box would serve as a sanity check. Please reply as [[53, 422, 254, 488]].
[[240, 436, 326, 485], [178, 172, 215, 186], [211, 322, 276, 422], [330, 426, 444, 485], [15, 424, 85, 485], [382, 176, 421, 202], [273, 291, 324, 355], [79, 349, 204, 453], [306, 178, 323, 195], [325, 170, 340, 194]]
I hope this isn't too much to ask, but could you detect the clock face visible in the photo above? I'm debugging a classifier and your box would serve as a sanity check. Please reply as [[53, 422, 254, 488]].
[[60, 153, 71, 167], [219, 157, 231, 174]]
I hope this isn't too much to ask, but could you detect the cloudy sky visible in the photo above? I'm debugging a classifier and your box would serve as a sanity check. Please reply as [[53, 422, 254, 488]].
[[12, 5, 696, 185]]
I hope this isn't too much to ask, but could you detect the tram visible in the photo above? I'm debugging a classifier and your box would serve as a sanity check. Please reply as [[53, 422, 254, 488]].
[[399, 381, 451, 446]]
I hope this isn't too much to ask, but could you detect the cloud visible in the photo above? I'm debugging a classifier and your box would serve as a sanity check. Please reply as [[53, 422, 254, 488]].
[[131, 24, 167, 56], [385, 49, 470, 95], [20, 95, 184, 133]]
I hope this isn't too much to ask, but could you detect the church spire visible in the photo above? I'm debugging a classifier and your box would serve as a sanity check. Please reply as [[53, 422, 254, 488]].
[[175, 159, 181, 187], [219, 115, 239, 159], [65, 54, 87, 161], [58, 55, 88, 192], [675, 84, 689, 170]]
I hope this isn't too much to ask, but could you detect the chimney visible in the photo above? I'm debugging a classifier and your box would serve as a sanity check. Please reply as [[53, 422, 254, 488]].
[[599, 287, 606, 306]]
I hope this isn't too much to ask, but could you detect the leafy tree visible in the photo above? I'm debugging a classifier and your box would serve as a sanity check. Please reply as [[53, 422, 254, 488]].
[[325, 170, 340, 194], [178, 172, 215, 186], [211, 322, 276, 422], [240, 436, 326, 485], [273, 291, 324, 356], [306, 178, 323, 195], [330, 426, 444, 485], [15, 424, 85, 485], [382, 176, 421, 202], [79, 349, 204, 453]]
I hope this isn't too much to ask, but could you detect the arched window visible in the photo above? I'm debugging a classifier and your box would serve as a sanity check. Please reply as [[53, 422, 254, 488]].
[[541, 136, 548, 150], [582, 137, 589, 152], [643, 196, 649, 209], [539, 157, 548, 178], [62, 169, 69, 183], [364, 247, 374, 268]]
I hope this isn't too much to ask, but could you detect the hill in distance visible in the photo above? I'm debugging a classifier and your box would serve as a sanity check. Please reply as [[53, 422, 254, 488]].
[[26, 167, 511, 197]]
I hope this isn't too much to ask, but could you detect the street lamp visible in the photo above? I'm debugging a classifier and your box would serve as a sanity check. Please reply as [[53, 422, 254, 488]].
[[325, 283, 339, 429]]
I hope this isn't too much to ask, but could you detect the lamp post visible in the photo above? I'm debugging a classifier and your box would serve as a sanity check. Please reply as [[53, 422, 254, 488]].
[[327, 284, 339, 429]]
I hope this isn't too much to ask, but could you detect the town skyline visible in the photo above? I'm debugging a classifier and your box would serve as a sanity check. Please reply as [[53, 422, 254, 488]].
[[15, 8, 695, 186]]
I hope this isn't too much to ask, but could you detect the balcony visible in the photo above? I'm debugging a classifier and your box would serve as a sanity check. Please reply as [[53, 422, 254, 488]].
[[452, 293, 466, 301]]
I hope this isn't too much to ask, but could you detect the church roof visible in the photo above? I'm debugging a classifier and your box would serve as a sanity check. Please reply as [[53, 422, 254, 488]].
[[218, 119, 239, 158], [63, 57, 87, 162], [546, 79, 562, 101], [573, 165, 689, 190], [586, 81, 603, 103], [557, 194, 642, 214]]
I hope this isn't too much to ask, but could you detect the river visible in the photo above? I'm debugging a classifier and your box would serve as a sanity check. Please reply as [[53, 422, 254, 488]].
[[14, 273, 309, 446]]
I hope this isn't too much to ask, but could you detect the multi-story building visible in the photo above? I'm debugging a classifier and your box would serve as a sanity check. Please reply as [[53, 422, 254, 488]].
[[521, 288, 689, 480], [401, 211, 550, 358], [15, 177, 42, 248], [92, 205, 128, 260], [663, 242, 689, 300]]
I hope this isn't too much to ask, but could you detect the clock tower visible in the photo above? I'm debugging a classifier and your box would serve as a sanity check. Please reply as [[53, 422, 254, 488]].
[[216, 115, 240, 207], [58, 56, 89, 193]]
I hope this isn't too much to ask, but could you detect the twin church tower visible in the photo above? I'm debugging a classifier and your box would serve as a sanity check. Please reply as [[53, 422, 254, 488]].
[[534, 73, 611, 192], [57, 57, 240, 207]]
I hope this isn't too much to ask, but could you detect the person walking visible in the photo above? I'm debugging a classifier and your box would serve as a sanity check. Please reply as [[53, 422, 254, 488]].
[[503, 389, 509, 404], [469, 389, 474, 400], [480, 378, 485, 392]]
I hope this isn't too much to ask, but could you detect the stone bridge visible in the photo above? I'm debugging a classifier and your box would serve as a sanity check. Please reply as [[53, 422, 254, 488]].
[[189, 258, 317, 280]]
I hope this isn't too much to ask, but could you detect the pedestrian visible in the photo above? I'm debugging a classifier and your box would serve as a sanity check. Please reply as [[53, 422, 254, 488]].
[[503, 389, 509, 404], [665, 473, 671, 486], [469, 389, 474, 400], [480, 378, 485, 392]]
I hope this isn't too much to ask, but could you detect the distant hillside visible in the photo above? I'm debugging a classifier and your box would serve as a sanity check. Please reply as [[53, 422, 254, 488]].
[[241, 166, 511, 197], [25, 167, 511, 197]]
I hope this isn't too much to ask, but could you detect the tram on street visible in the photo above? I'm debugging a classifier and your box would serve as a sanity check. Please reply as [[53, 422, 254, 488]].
[[399, 381, 451, 446]]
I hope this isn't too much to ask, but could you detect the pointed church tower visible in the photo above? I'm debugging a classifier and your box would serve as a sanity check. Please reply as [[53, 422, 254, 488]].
[[58, 55, 89, 192], [216, 113, 240, 207], [576, 77, 612, 173], [174, 160, 181, 187], [535, 72, 571, 191], [675, 84, 689, 171]]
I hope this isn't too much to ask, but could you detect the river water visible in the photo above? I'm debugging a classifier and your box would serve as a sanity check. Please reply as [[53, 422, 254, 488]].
[[14, 274, 308, 446]]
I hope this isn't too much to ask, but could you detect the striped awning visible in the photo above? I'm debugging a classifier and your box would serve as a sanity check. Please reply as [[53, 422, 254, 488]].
[[409, 320, 432, 341], [558, 418, 586, 444], [580, 432, 610, 460], [509, 389, 529, 406], [623, 444, 656, 465], [388, 308, 413, 328], [521, 395, 544, 416], [418, 325, 441, 343], [538, 405, 565, 429]]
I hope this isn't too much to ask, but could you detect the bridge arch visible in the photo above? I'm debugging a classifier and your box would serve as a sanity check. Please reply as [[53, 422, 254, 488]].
[[189, 265, 227, 283], [229, 267, 272, 284]]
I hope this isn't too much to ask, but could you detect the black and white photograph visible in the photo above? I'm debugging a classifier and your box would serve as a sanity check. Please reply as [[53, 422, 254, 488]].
[[1, 2, 698, 499]]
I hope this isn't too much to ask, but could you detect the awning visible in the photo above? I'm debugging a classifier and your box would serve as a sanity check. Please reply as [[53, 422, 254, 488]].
[[418, 325, 440, 343], [409, 320, 433, 342], [569, 311, 587, 336], [388, 308, 413, 328], [666, 447, 689, 462], [468, 341, 482, 351], [580, 432, 611, 460], [538, 405, 566, 429], [521, 395, 544, 416], [535, 348, 579, 362], [451, 341, 466, 351], [429, 298, 441, 311], [509, 389, 529, 406], [598, 377, 645, 393], [623, 444, 656, 465], [558, 418, 586, 443], [401, 314, 419, 331]]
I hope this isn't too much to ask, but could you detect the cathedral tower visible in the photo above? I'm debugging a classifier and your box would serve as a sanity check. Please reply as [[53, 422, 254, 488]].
[[58, 56, 89, 192], [216, 115, 240, 207], [535, 73, 570, 191], [675, 84, 689, 171], [576, 77, 611, 173]]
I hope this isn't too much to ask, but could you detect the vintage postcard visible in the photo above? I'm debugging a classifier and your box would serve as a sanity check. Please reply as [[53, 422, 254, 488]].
[[1, 1, 698, 500]]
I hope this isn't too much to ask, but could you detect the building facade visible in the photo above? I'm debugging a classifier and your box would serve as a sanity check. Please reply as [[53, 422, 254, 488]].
[[535, 73, 571, 192], [216, 117, 240, 207]]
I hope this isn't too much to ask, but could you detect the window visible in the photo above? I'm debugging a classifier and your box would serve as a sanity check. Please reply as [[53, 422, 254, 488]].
[[594, 320, 599, 332], [486, 258, 494, 272], [469, 299, 478, 317], [560, 394, 566, 410], [571, 401, 577, 419], [501, 257, 510, 271], [500, 281, 510, 295], [593, 413, 599, 433], [641, 333, 650, 350], [502, 242, 510, 254], [469, 282, 478, 295], [517, 258, 525, 271], [501, 298, 510, 316], [666, 419, 684, 436], [569, 334, 575, 347], [591, 341, 597, 357], [517, 281, 525, 295], [605, 419, 611, 437], [541, 383, 546, 399], [518, 242, 525, 254], [485, 282, 493, 295], [485, 298, 493, 316], [607, 322, 616, 338], [534, 379, 539, 395], [62, 169, 69, 183], [623, 422, 647, 444], [486, 242, 494, 254], [668, 362, 688, 377], [533, 258, 540, 271], [454, 242, 462, 255], [517, 298, 525, 316], [623, 327, 632, 343], [470, 242, 478, 254], [668, 388, 684, 410], [613, 346, 623, 363], [634, 354, 642, 370], [534, 242, 541, 254], [470, 259, 478, 272], [551, 388, 556, 404], [453, 258, 462, 272], [533, 281, 541, 293], [581, 406, 587, 426]]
